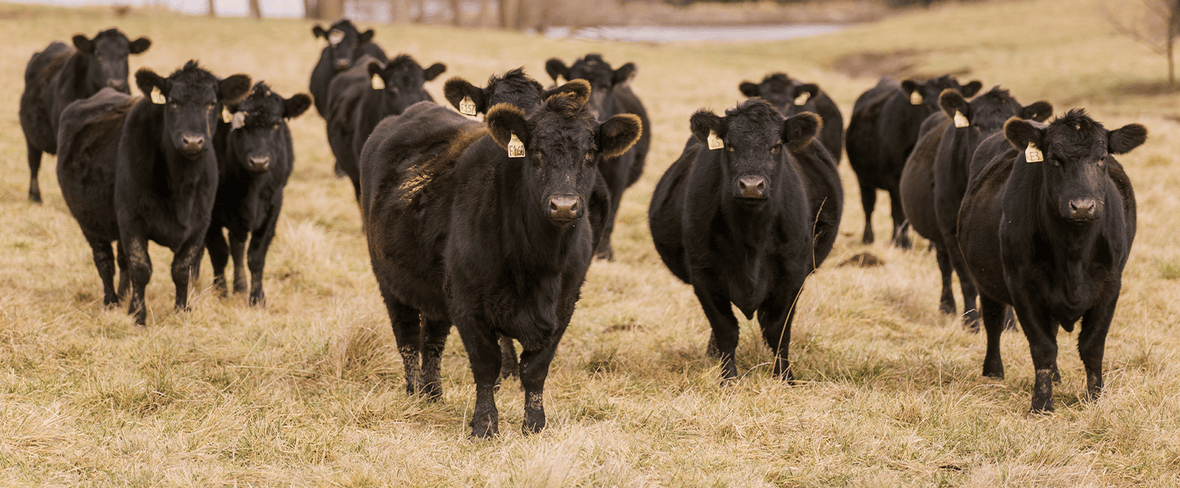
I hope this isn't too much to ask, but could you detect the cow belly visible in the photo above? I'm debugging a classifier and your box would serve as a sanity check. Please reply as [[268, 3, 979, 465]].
[[722, 266, 772, 320]]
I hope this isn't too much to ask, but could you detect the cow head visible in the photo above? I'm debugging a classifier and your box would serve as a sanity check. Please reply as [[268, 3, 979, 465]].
[[690, 99, 820, 207], [1004, 109, 1146, 223], [940, 87, 1052, 137], [312, 20, 375, 72], [545, 54, 636, 119], [738, 73, 820, 115], [367, 54, 446, 115], [444, 68, 591, 116], [902, 75, 982, 113], [485, 82, 641, 226], [72, 28, 151, 94], [223, 82, 310, 173], [136, 61, 251, 159]]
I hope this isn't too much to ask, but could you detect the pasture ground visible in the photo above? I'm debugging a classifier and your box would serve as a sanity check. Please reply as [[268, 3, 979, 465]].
[[2, 0, 1180, 485]]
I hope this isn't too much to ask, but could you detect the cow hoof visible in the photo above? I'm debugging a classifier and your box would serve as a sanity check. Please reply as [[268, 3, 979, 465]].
[[28, 192, 42, 204]]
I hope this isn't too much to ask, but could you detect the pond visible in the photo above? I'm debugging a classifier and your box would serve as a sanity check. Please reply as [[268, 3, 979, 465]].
[[543, 23, 844, 43]]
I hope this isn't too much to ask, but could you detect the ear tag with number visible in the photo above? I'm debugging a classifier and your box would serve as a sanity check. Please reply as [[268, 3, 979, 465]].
[[371, 74, 385, 91], [910, 91, 923, 105], [953, 110, 969, 128], [707, 130, 724, 150], [459, 95, 477, 116], [1025, 142, 1043, 163], [231, 111, 247, 130], [328, 30, 344, 46], [221, 106, 233, 124], [150, 86, 166, 105], [507, 133, 525, 158], [793, 92, 811, 106]]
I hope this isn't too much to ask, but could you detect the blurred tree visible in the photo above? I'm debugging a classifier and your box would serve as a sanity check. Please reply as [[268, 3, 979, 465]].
[[1102, 0, 1180, 84], [249, 0, 261, 18], [208, 0, 215, 16]]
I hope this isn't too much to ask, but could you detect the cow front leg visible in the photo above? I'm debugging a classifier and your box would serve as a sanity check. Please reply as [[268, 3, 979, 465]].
[[1078, 295, 1117, 403], [694, 287, 740, 381], [228, 229, 248, 294], [87, 238, 119, 306], [205, 228, 230, 296], [123, 236, 152, 326], [26, 141, 42, 204], [979, 295, 1007, 378], [457, 323, 502, 438], [858, 182, 877, 244], [518, 339, 561, 435]]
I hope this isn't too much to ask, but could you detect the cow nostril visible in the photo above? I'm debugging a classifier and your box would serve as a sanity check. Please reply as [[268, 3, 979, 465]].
[[739, 176, 766, 197], [548, 196, 578, 220], [249, 156, 270, 169], [182, 136, 205, 151]]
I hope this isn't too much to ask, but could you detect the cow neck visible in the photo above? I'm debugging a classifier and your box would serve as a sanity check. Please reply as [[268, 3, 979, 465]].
[[945, 126, 982, 193], [64, 51, 93, 99]]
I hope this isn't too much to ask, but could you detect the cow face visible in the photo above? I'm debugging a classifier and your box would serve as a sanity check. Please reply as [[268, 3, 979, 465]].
[[690, 99, 820, 207], [72, 28, 151, 94], [367, 55, 446, 114], [1005, 110, 1147, 223], [902, 75, 982, 113], [485, 84, 640, 226], [545, 54, 636, 119], [313, 20, 375, 72], [136, 62, 251, 159], [224, 83, 311, 173], [941, 87, 1053, 137], [738, 73, 819, 115]]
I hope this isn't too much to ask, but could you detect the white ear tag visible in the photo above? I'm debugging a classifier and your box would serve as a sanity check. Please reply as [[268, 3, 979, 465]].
[[1025, 142, 1043, 163], [910, 91, 923, 105], [459, 95, 477, 116], [231, 111, 247, 130], [507, 133, 525, 158], [150, 86, 166, 105], [328, 30, 344, 46], [707, 130, 724, 150], [221, 106, 233, 124], [793, 91, 811, 106], [953, 110, 969, 128], [371, 74, 385, 91]]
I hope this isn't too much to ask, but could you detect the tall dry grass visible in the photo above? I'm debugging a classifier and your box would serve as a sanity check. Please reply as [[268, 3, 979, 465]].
[[1, 0, 1180, 485]]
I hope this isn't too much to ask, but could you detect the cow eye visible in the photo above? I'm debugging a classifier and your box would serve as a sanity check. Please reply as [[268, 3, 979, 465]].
[[207, 103, 215, 111], [770, 144, 781, 155], [272, 124, 280, 130], [726, 145, 735, 153], [1050, 158, 1061, 167]]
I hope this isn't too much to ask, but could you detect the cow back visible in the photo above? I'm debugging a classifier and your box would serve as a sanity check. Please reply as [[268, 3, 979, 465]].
[[57, 88, 136, 241]]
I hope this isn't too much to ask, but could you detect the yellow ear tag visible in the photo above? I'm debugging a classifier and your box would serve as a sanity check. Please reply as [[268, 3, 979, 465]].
[[221, 106, 233, 124], [507, 133, 525, 158], [910, 91, 923, 105], [150, 86, 166, 105], [707, 130, 724, 150], [371, 74, 385, 91], [231, 111, 247, 130], [793, 92, 811, 106], [1025, 142, 1043, 163], [953, 110, 969, 128], [459, 95, 477, 116], [328, 30, 344, 46]]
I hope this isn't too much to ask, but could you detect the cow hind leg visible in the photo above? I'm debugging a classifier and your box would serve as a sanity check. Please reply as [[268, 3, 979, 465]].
[[115, 241, 130, 301], [383, 298, 425, 395], [594, 182, 624, 261], [858, 183, 877, 244], [229, 230, 248, 294], [124, 237, 153, 326], [420, 318, 450, 401], [205, 229, 231, 296], [26, 141, 42, 204], [87, 238, 119, 306], [888, 187, 911, 249], [935, 243, 956, 315], [979, 295, 1006, 379]]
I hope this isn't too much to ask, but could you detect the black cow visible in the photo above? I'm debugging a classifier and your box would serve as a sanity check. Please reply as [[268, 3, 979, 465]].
[[845, 75, 981, 247], [546, 53, 652, 260], [115, 62, 251, 325], [739, 73, 844, 161], [361, 84, 641, 437], [957, 110, 1144, 412], [309, 19, 387, 118], [649, 99, 824, 381], [899, 87, 1050, 326], [19, 28, 150, 203], [326, 54, 445, 201], [55, 88, 138, 306], [206, 83, 311, 306]]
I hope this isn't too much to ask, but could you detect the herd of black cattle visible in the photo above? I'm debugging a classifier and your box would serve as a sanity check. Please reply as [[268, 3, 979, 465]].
[[17, 20, 1148, 437]]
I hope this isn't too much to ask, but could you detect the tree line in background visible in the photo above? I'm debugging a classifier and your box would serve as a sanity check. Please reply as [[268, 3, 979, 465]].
[[294, 0, 619, 30]]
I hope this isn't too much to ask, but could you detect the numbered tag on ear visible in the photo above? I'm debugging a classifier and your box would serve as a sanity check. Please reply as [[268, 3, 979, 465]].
[[150, 86, 166, 105], [707, 130, 723, 150], [459, 95, 477, 116], [793, 92, 811, 106], [231, 111, 247, 130], [328, 29, 344, 46], [953, 110, 969, 128], [221, 106, 233, 124], [909, 91, 923, 105], [1025, 142, 1043, 163], [371, 74, 385, 91], [507, 133, 525, 158]]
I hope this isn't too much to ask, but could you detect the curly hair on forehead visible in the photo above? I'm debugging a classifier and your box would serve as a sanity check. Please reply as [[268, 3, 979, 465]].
[[1046, 109, 1106, 142], [543, 91, 590, 119], [725, 97, 783, 123]]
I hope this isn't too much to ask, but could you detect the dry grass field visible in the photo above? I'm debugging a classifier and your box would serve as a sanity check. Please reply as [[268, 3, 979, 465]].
[[2, 0, 1180, 485]]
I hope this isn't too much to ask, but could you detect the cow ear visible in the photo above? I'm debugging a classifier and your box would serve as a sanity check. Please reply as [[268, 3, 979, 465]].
[[901, 79, 921, 97], [783, 112, 822, 150], [795, 83, 820, 100], [544, 79, 590, 110], [738, 81, 760, 98], [938, 89, 970, 121], [72, 34, 94, 54], [689, 109, 724, 147], [366, 61, 383, 78], [283, 94, 312, 119], [612, 62, 637, 86], [135, 68, 167, 100], [128, 37, 151, 54], [312, 25, 326, 38], [599, 114, 642, 159], [1108, 123, 1148, 155], [485, 103, 531, 154], [545, 58, 569, 83], [1022, 101, 1053, 122], [218, 74, 252, 104], [443, 77, 486, 114], [423, 63, 447, 82], [1003, 117, 1044, 154], [960, 81, 983, 98], [359, 29, 375, 43]]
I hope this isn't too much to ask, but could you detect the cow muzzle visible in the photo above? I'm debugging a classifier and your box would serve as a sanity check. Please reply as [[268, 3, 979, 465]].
[[106, 78, 128, 92], [548, 195, 580, 224], [738, 176, 767, 200], [180, 135, 205, 156], [248, 155, 271, 173], [334, 59, 350, 70], [1067, 198, 1099, 222]]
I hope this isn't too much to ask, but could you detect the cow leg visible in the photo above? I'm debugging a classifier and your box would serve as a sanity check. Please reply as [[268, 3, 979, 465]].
[[115, 241, 130, 301], [757, 291, 800, 382], [694, 287, 740, 381], [1014, 303, 1059, 413], [420, 317, 450, 401], [247, 208, 281, 306], [228, 229, 248, 295], [587, 174, 610, 259], [26, 141, 42, 204], [934, 243, 956, 315], [887, 186, 911, 249], [87, 237, 119, 306], [858, 183, 876, 244], [518, 339, 561, 435], [123, 236, 152, 326], [205, 227, 231, 296], [499, 335, 520, 379], [594, 180, 624, 261], [382, 297, 424, 395], [1078, 296, 1116, 403], [171, 238, 204, 312], [979, 295, 1006, 379], [456, 322, 501, 438]]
